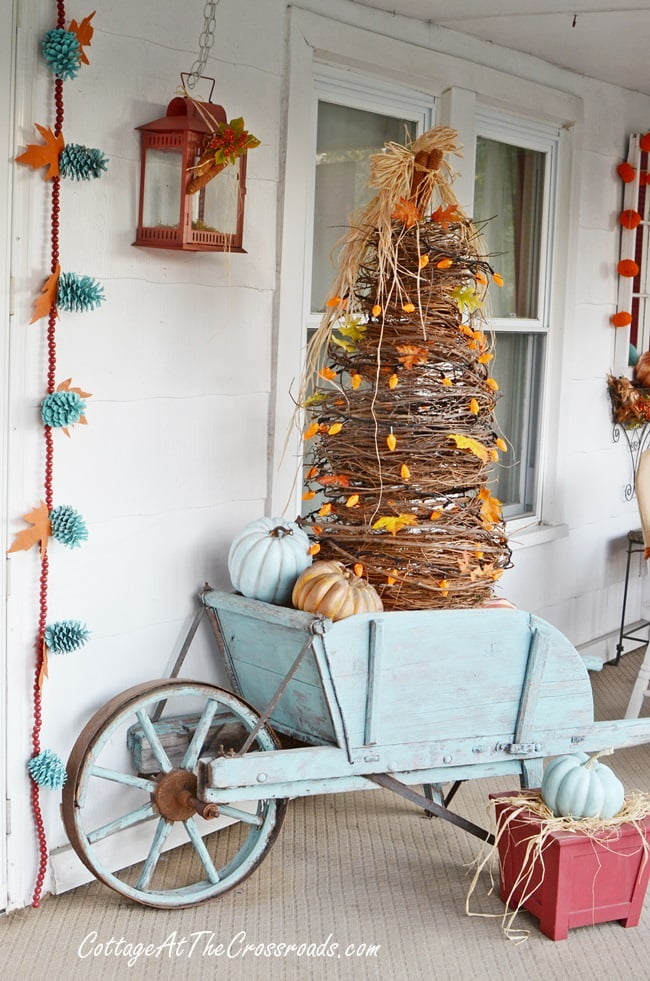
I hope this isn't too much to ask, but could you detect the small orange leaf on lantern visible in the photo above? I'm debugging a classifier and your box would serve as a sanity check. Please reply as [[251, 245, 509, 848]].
[[492, 273, 504, 287], [475, 271, 488, 285], [447, 433, 489, 463], [402, 302, 415, 313], [436, 257, 453, 269], [318, 366, 337, 381], [69, 11, 95, 64], [442, 377, 453, 387], [303, 422, 319, 440], [308, 543, 321, 556], [396, 344, 428, 368], [30, 263, 61, 323], [486, 377, 499, 392], [328, 422, 343, 435], [430, 509, 442, 521], [418, 254, 430, 269], [371, 304, 382, 317], [7, 500, 51, 558], [345, 494, 360, 508], [16, 124, 64, 180], [388, 373, 398, 389], [496, 437, 508, 452], [400, 463, 411, 480], [478, 352, 494, 364], [387, 433, 397, 451], [469, 398, 480, 415], [386, 569, 398, 585], [351, 372, 362, 390], [319, 503, 332, 516], [302, 490, 316, 501], [353, 563, 364, 577], [372, 513, 418, 535], [392, 197, 421, 228]]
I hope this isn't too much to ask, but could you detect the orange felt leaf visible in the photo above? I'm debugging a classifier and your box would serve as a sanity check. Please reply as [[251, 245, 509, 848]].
[[69, 11, 95, 65], [7, 501, 51, 558], [16, 125, 64, 180], [396, 344, 428, 369], [392, 197, 421, 228], [30, 264, 60, 324], [447, 433, 489, 463], [57, 377, 92, 398], [431, 205, 461, 229]]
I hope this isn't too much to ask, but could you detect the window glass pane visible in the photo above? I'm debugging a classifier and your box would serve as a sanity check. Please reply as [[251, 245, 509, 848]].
[[491, 332, 544, 515], [474, 137, 545, 319], [311, 102, 416, 312], [142, 148, 181, 228]]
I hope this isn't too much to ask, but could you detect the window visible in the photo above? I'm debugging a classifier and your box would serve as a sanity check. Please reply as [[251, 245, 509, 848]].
[[473, 112, 559, 519], [309, 66, 433, 322]]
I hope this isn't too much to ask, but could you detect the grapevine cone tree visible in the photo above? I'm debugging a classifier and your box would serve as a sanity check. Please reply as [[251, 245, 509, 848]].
[[300, 127, 511, 611]]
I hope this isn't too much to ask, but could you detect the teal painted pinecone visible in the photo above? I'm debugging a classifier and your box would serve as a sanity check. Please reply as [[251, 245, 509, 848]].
[[60, 143, 109, 181], [28, 749, 67, 789], [57, 272, 105, 312], [50, 505, 88, 548], [41, 28, 81, 80], [41, 389, 86, 428], [45, 620, 90, 654]]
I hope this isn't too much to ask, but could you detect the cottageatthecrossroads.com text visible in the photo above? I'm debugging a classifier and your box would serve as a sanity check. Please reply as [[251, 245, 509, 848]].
[[78, 930, 381, 967]]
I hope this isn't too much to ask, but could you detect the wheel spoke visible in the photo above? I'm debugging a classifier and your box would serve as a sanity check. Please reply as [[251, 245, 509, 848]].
[[87, 800, 156, 844], [89, 765, 157, 792], [217, 804, 263, 826], [136, 709, 173, 773], [136, 817, 174, 890], [182, 698, 219, 771], [184, 817, 220, 883]]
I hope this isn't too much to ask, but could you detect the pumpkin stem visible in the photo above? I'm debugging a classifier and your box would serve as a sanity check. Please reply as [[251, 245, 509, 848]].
[[585, 746, 614, 770], [269, 525, 293, 538]]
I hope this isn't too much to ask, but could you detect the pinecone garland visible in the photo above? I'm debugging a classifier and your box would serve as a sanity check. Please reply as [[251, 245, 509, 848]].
[[59, 143, 108, 181], [28, 749, 67, 789], [44, 620, 90, 654], [41, 28, 81, 80], [50, 505, 88, 548], [57, 272, 105, 312], [41, 390, 86, 428]]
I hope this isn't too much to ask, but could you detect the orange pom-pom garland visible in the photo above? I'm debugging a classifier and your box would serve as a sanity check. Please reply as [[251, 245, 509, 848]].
[[611, 311, 633, 328], [617, 162, 636, 183], [617, 259, 640, 278], [620, 209, 642, 229]]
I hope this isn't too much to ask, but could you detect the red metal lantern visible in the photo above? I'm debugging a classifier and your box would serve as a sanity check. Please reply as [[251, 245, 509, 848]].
[[134, 91, 249, 253]]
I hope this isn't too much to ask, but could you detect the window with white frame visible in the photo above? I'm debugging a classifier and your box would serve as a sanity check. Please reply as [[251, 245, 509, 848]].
[[473, 110, 559, 519]]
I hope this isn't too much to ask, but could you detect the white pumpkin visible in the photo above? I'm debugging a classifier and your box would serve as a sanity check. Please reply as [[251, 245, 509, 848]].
[[228, 517, 313, 605]]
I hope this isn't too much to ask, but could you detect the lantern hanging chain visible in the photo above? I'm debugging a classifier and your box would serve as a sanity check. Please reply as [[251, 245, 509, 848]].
[[186, 0, 220, 90]]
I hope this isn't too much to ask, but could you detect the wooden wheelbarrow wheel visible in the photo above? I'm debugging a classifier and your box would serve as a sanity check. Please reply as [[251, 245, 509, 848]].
[[62, 679, 287, 908]]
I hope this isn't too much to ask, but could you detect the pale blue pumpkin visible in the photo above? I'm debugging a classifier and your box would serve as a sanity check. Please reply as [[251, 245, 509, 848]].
[[228, 517, 313, 605], [541, 752, 625, 820]]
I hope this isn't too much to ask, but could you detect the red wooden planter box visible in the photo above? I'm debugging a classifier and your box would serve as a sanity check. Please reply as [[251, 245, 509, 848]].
[[490, 791, 650, 941]]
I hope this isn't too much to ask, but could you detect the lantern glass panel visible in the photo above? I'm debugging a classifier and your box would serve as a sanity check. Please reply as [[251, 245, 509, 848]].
[[142, 148, 182, 228], [192, 162, 239, 236]]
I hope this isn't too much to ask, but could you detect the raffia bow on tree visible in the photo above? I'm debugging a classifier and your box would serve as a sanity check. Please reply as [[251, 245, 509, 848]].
[[298, 126, 512, 611]]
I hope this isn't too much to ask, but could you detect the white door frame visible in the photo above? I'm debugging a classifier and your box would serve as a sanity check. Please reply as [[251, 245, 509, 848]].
[[0, 0, 19, 914]]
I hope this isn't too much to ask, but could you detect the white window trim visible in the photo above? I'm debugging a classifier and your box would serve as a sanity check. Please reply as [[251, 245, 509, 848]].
[[270, 7, 581, 541]]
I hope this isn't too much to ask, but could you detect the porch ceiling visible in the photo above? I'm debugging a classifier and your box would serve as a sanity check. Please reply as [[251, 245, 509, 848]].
[[354, 1, 650, 97]]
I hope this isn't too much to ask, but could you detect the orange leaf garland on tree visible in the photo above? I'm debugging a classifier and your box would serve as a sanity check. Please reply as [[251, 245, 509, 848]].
[[396, 344, 428, 368], [7, 501, 52, 559], [478, 487, 503, 527], [431, 204, 462, 229], [16, 125, 64, 180], [447, 433, 489, 463]]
